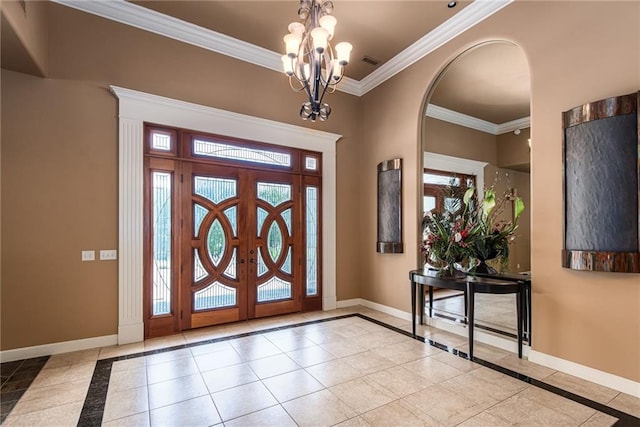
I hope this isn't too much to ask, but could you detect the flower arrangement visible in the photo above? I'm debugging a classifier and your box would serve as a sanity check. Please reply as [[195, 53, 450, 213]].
[[469, 186, 525, 272], [421, 178, 524, 276]]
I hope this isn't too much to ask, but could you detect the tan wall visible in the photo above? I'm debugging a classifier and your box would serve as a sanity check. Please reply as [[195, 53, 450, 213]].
[[2, 72, 118, 347], [0, 0, 48, 76], [423, 117, 497, 165], [1, 3, 361, 350], [484, 164, 531, 273], [359, 1, 640, 382], [509, 169, 530, 272], [497, 127, 530, 170]]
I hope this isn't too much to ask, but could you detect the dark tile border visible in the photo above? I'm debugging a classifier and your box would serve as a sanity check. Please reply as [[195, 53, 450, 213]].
[[432, 292, 465, 302], [363, 314, 639, 427], [0, 355, 50, 424], [67, 313, 638, 426], [432, 311, 523, 341], [431, 295, 526, 341], [77, 314, 355, 426]]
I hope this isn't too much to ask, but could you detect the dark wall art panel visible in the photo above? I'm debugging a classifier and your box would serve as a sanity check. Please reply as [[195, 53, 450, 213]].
[[377, 158, 403, 253], [562, 91, 640, 272]]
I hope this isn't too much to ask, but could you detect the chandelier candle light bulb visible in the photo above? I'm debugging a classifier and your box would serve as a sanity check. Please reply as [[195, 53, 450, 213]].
[[282, 0, 352, 122]]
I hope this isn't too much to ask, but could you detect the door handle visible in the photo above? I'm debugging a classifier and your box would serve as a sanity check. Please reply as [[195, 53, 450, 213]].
[[249, 258, 257, 264], [237, 259, 246, 264]]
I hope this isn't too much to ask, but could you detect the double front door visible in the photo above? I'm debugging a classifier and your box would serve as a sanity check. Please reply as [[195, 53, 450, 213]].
[[145, 130, 321, 338]]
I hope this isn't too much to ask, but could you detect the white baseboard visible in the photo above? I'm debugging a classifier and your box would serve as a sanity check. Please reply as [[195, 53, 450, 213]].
[[118, 322, 144, 345], [338, 298, 525, 354], [337, 298, 412, 322], [424, 316, 531, 357], [0, 334, 118, 363], [336, 298, 362, 309], [529, 349, 640, 398]]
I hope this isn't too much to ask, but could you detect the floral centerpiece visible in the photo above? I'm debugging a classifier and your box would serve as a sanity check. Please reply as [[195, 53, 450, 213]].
[[421, 179, 524, 276], [421, 187, 476, 277], [468, 187, 525, 273]]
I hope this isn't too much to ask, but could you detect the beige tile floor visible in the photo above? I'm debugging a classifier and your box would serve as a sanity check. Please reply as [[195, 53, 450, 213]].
[[3, 306, 639, 426], [432, 291, 520, 334]]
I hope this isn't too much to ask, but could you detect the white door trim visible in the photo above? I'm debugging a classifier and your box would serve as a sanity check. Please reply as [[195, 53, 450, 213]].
[[423, 152, 488, 196], [111, 86, 341, 344]]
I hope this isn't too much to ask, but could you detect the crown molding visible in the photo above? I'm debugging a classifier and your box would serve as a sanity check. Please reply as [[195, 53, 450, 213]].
[[358, 0, 513, 95], [495, 116, 531, 134], [52, 0, 362, 96], [426, 104, 530, 135], [426, 104, 496, 134], [52, 0, 512, 98]]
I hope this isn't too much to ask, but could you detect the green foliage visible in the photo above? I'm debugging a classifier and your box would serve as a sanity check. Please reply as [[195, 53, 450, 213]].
[[422, 176, 524, 274]]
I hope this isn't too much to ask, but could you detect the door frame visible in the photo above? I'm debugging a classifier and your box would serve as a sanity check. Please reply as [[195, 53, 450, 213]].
[[112, 86, 341, 345]]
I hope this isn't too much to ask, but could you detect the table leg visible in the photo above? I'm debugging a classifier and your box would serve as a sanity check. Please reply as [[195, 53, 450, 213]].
[[517, 286, 523, 359], [411, 280, 417, 338], [527, 283, 532, 346], [419, 284, 425, 326], [466, 282, 474, 360], [428, 286, 433, 318], [463, 290, 468, 322]]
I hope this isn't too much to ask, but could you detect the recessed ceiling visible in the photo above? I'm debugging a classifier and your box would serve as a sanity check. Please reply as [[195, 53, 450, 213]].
[[129, 1, 472, 81], [430, 42, 530, 124], [9, 1, 528, 125]]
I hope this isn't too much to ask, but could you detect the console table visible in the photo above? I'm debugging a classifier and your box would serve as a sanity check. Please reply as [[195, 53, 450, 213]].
[[409, 269, 531, 359]]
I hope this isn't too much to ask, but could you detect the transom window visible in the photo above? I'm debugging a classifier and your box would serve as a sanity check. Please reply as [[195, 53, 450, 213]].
[[193, 139, 292, 167]]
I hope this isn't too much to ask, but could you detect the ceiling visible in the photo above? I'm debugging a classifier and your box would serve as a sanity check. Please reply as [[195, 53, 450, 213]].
[[7, 1, 529, 126], [127, 0, 530, 125], [430, 42, 530, 124], [130, 1, 473, 81]]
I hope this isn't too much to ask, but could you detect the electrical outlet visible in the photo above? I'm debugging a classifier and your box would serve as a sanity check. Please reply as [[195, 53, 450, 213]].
[[100, 250, 117, 260], [81, 250, 95, 261]]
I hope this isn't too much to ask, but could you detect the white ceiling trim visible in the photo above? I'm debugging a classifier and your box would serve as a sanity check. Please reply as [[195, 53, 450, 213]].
[[426, 104, 530, 135], [52, 0, 512, 98], [495, 116, 531, 134], [358, 0, 513, 95]]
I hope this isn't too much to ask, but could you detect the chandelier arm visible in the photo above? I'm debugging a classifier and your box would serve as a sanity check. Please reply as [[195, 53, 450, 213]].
[[288, 76, 308, 92], [316, 67, 333, 109]]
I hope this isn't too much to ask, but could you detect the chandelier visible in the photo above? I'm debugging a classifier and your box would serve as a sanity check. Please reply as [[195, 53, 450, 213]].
[[281, 0, 352, 122]]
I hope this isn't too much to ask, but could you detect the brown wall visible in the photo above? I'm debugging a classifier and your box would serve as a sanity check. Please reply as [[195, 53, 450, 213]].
[[1, 3, 361, 350], [497, 127, 530, 170], [423, 117, 498, 165], [359, 1, 640, 382], [0, 0, 48, 76], [2, 73, 118, 347]]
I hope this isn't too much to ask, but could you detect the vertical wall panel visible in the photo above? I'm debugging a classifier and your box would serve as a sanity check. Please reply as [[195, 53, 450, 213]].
[[118, 117, 144, 343]]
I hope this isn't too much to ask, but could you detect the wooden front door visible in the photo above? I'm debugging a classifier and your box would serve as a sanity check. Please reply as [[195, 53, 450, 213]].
[[144, 125, 322, 338], [182, 165, 302, 330]]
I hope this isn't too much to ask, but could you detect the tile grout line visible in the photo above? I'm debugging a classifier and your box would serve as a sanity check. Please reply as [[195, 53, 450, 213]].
[[0, 356, 50, 424], [6, 313, 635, 426], [354, 313, 640, 427]]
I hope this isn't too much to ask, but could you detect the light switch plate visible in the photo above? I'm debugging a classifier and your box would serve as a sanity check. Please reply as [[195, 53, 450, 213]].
[[81, 250, 95, 261], [100, 250, 117, 260]]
